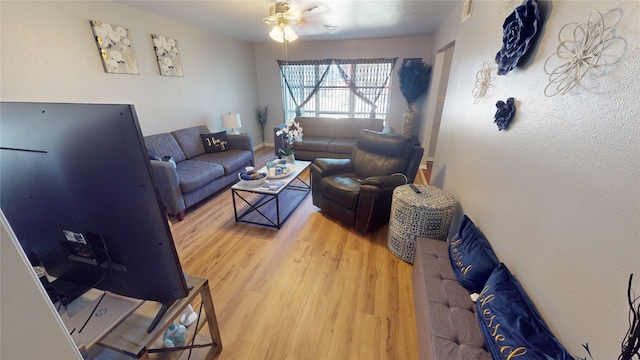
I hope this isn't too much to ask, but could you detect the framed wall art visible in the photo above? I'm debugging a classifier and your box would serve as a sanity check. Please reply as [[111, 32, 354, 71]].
[[89, 20, 139, 74], [151, 34, 183, 77]]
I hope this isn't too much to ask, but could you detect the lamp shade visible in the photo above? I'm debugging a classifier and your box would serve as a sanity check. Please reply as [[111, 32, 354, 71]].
[[269, 26, 283, 42], [269, 25, 298, 43], [283, 26, 298, 42], [221, 112, 241, 134]]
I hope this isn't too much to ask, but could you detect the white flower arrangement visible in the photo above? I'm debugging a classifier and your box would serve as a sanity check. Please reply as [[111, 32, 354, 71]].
[[275, 120, 303, 156]]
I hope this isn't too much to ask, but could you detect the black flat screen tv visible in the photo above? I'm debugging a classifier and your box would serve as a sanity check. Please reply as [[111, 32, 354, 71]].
[[0, 102, 189, 332]]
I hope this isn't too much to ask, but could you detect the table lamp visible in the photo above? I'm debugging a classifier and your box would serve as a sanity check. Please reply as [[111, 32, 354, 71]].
[[221, 112, 241, 134]]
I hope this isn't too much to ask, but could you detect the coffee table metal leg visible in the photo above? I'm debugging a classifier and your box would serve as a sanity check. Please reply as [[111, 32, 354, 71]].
[[275, 194, 281, 229], [232, 189, 239, 222], [234, 191, 279, 228]]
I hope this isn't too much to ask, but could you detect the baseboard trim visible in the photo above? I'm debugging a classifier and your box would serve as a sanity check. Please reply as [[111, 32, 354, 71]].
[[256, 142, 275, 151]]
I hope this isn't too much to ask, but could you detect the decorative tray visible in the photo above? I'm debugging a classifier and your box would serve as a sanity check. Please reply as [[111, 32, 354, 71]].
[[266, 164, 295, 179]]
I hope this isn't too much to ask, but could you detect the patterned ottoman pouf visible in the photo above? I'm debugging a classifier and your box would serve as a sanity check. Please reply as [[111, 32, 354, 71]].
[[387, 184, 456, 263]]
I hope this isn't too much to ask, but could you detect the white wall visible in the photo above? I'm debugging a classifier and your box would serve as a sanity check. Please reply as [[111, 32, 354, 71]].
[[423, 44, 455, 159], [432, 1, 640, 358], [0, 1, 261, 140], [1, 213, 83, 359], [253, 35, 435, 144]]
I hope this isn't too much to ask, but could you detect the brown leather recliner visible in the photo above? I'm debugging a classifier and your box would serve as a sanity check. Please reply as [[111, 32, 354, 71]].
[[310, 129, 424, 233]]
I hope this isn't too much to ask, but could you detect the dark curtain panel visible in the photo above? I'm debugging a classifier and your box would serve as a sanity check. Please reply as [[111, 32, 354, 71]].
[[278, 59, 333, 117]]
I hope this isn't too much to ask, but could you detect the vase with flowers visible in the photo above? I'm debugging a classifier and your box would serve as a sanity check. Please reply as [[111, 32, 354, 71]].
[[275, 120, 303, 164]]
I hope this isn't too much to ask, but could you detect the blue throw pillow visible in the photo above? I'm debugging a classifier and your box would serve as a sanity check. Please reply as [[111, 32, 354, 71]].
[[449, 215, 499, 293], [476, 264, 574, 360]]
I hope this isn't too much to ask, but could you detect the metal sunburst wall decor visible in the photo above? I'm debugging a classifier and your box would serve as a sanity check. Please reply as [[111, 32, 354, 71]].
[[543, 10, 611, 97], [472, 62, 493, 104]]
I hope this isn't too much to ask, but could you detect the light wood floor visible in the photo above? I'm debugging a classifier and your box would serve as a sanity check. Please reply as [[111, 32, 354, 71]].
[[161, 147, 426, 359]]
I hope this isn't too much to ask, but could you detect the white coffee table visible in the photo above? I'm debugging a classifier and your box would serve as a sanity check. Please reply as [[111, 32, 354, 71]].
[[231, 160, 311, 229]]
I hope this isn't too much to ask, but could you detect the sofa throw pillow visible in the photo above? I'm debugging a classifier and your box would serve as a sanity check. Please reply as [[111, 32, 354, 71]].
[[449, 215, 499, 293], [162, 156, 176, 168], [200, 132, 229, 153], [476, 264, 574, 360]]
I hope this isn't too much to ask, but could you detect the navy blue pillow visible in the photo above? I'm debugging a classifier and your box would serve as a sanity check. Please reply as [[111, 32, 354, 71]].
[[449, 215, 499, 293], [476, 264, 574, 360], [200, 132, 229, 153]]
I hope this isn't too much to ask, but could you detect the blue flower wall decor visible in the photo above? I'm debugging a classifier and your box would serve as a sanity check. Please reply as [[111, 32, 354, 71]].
[[494, 98, 516, 131], [495, 0, 541, 75]]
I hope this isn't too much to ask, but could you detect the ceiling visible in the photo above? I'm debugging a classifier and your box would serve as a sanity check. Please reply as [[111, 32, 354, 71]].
[[117, 0, 463, 43]]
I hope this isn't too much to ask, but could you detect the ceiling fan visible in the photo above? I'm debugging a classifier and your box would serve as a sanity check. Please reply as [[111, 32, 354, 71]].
[[263, 1, 331, 42], [263, 1, 302, 42]]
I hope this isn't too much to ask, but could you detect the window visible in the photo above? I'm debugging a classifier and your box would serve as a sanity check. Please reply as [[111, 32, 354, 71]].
[[278, 58, 397, 121]]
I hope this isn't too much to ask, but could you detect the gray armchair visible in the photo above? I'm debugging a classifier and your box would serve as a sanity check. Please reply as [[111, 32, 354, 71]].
[[310, 129, 423, 233]]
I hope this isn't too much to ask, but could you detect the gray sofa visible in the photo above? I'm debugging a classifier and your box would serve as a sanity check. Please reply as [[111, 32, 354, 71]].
[[412, 237, 491, 360], [144, 125, 254, 220], [274, 116, 384, 161]]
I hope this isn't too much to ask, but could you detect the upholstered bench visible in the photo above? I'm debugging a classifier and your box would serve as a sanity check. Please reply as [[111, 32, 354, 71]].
[[412, 237, 491, 360], [413, 215, 575, 360]]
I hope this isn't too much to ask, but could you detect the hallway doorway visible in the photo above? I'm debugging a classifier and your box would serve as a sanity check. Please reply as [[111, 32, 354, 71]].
[[421, 42, 455, 164]]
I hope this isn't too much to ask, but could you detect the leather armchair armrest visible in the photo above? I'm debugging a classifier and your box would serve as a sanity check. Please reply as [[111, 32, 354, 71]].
[[310, 158, 354, 178], [148, 160, 186, 215], [355, 175, 406, 233], [361, 173, 408, 190]]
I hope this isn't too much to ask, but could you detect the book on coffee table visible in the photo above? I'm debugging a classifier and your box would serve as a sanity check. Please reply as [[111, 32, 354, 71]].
[[259, 181, 286, 191]]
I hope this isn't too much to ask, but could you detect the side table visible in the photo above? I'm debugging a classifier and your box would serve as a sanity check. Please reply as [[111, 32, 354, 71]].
[[387, 184, 456, 264], [97, 275, 222, 359]]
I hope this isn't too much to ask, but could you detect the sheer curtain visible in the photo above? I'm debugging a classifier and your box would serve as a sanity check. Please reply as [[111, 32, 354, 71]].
[[334, 58, 397, 118], [278, 58, 397, 119]]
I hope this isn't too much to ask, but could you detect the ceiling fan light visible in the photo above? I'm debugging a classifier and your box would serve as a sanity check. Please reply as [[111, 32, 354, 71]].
[[283, 26, 298, 42], [269, 25, 298, 43], [269, 26, 285, 42]]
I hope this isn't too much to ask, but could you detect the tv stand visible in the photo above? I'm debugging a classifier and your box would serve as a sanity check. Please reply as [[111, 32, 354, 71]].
[[96, 275, 222, 359], [60, 291, 143, 351], [147, 299, 177, 333]]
